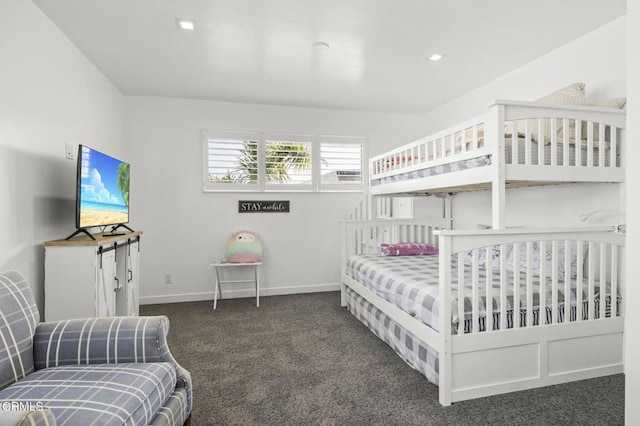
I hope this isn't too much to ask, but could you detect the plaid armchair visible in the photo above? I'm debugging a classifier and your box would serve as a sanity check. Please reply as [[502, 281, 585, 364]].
[[0, 271, 192, 425]]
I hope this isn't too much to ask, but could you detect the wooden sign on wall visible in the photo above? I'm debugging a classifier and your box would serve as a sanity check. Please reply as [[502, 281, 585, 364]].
[[238, 200, 290, 213]]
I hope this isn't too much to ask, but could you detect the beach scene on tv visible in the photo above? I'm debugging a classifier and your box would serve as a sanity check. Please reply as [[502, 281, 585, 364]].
[[79, 146, 130, 228]]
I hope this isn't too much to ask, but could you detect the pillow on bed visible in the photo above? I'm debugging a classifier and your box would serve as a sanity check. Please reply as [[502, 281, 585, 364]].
[[452, 129, 531, 156], [508, 241, 589, 279], [380, 242, 438, 256], [504, 82, 586, 145], [580, 97, 626, 147], [585, 97, 627, 109], [464, 245, 502, 270], [452, 125, 535, 156], [465, 241, 586, 279], [535, 82, 586, 105]]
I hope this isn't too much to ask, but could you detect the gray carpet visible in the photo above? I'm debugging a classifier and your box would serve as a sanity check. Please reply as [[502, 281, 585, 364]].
[[141, 292, 624, 426]]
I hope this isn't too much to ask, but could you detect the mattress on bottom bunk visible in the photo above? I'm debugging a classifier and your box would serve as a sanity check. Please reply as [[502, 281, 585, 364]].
[[345, 286, 439, 385], [345, 254, 618, 334], [371, 141, 611, 186]]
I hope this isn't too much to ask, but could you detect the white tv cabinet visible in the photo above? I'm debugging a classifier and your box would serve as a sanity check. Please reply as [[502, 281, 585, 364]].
[[43, 231, 142, 321]]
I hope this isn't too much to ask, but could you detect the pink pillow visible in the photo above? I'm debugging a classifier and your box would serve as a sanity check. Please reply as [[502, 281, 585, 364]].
[[379, 242, 438, 256]]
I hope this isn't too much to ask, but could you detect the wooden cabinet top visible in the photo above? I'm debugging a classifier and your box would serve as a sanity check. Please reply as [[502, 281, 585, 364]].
[[44, 231, 143, 247]]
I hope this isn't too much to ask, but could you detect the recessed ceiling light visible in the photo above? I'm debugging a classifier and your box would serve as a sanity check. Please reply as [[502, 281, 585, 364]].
[[428, 53, 444, 61], [313, 41, 330, 50], [176, 19, 195, 31]]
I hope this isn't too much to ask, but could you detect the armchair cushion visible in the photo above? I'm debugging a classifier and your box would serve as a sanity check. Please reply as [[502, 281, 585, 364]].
[[0, 362, 181, 425], [33, 316, 192, 413]]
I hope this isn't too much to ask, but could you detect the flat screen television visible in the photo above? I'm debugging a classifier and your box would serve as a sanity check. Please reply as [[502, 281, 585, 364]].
[[67, 145, 131, 240]]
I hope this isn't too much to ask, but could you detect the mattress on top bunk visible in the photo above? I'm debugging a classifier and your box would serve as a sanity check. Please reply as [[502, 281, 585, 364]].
[[372, 155, 490, 186], [345, 254, 617, 334], [371, 140, 611, 187]]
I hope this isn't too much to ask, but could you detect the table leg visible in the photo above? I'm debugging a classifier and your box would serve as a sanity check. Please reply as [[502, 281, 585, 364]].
[[213, 266, 221, 310], [255, 265, 260, 308]]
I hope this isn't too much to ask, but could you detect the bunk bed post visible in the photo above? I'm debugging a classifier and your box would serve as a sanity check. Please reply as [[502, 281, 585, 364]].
[[438, 232, 453, 406], [442, 195, 453, 228], [341, 190, 370, 307], [340, 219, 348, 306], [489, 103, 506, 229]]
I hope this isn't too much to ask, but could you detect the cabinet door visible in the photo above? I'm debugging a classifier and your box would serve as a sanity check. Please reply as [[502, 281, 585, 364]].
[[127, 241, 140, 316], [116, 240, 140, 316], [96, 249, 117, 317]]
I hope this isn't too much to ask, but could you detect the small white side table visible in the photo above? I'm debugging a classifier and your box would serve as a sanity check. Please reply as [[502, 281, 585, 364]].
[[210, 261, 262, 309]]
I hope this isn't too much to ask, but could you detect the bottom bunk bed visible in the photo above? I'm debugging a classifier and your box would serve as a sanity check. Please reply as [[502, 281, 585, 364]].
[[340, 219, 624, 406]]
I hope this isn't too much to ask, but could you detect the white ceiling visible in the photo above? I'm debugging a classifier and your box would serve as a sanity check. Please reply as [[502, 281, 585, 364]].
[[32, 0, 625, 115]]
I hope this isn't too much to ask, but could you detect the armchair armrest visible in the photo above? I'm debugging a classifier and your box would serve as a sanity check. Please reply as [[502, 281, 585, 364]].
[[33, 316, 192, 413]]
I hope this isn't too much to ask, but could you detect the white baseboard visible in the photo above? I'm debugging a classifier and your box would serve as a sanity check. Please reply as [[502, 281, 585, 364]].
[[140, 282, 341, 305]]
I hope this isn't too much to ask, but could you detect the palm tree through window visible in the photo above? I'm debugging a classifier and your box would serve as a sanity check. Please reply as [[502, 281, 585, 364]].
[[203, 131, 364, 192]]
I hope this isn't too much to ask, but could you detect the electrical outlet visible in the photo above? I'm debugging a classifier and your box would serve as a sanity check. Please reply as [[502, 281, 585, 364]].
[[164, 272, 172, 284], [65, 143, 75, 160]]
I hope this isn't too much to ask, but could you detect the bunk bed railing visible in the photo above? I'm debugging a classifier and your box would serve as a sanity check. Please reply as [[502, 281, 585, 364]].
[[343, 222, 624, 336], [339, 217, 452, 306], [370, 114, 490, 181], [344, 189, 394, 222], [369, 100, 626, 185], [436, 226, 624, 337], [494, 100, 626, 169], [342, 217, 452, 257]]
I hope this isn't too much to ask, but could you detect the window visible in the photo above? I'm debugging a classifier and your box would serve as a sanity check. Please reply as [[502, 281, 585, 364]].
[[264, 133, 313, 191], [204, 131, 260, 191], [203, 130, 365, 192], [319, 136, 364, 191]]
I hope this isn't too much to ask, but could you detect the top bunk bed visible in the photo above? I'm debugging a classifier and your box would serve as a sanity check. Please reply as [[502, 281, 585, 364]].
[[370, 94, 626, 227]]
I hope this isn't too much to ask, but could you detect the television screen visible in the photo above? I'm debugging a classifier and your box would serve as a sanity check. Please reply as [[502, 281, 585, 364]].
[[76, 145, 130, 229]]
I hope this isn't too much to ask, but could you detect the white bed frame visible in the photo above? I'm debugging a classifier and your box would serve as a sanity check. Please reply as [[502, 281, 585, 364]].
[[340, 219, 625, 406], [369, 100, 626, 228], [341, 100, 626, 406]]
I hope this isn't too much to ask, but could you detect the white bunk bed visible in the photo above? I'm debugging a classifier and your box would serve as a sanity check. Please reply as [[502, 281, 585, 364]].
[[369, 100, 626, 228], [341, 101, 626, 406]]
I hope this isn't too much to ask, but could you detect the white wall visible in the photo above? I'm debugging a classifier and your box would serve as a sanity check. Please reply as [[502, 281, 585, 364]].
[[625, 1, 638, 424], [0, 0, 125, 313], [124, 96, 433, 303], [415, 17, 626, 135], [415, 17, 627, 229]]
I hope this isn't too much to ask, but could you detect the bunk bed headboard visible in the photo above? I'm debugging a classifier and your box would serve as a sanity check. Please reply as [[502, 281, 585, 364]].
[[341, 217, 452, 259], [342, 189, 452, 260]]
